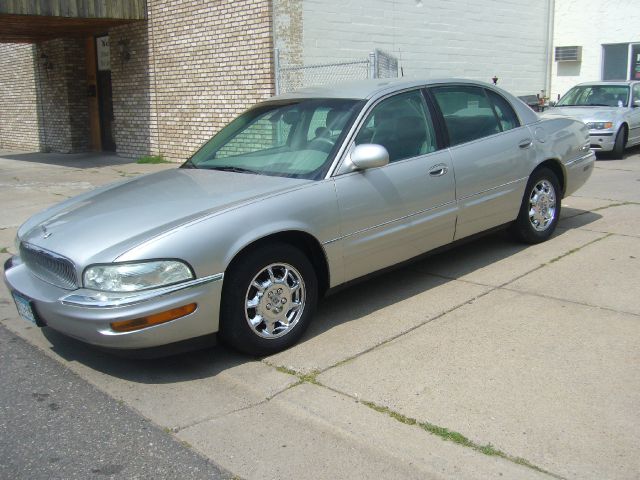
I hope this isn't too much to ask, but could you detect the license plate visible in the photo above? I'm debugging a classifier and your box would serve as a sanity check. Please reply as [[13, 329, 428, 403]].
[[12, 292, 37, 325]]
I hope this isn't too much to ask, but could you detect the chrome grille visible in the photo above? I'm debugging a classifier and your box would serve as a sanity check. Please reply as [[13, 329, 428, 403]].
[[19, 243, 78, 289]]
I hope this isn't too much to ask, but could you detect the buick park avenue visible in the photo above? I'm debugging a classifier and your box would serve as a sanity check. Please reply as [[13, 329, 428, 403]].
[[4, 79, 595, 356]]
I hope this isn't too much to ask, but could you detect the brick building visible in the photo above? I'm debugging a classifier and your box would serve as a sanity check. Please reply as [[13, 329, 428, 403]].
[[0, 0, 553, 162]]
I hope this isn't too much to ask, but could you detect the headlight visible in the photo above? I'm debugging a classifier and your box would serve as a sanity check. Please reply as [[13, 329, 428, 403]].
[[83, 260, 194, 292], [586, 122, 613, 130]]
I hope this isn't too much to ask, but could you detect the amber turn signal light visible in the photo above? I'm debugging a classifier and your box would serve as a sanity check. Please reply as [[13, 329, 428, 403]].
[[110, 303, 197, 333]]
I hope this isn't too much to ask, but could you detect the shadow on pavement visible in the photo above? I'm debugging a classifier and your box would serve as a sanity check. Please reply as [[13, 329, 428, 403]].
[[42, 327, 254, 383], [0, 151, 138, 168], [37, 207, 602, 382], [304, 211, 602, 341], [595, 142, 640, 160], [558, 210, 604, 228]]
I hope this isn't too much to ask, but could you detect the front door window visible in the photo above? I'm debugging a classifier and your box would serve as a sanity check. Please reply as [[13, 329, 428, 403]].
[[354, 90, 438, 162]]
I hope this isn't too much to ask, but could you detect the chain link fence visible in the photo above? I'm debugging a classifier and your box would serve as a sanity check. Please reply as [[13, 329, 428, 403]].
[[373, 49, 399, 79], [275, 49, 399, 95]]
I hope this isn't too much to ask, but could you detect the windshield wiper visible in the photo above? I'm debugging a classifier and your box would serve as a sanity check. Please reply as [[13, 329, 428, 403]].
[[207, 166, 259, 174]]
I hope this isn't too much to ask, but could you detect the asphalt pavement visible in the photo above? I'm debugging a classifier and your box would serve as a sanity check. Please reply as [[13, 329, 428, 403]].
[[0, 323, 230, 480]]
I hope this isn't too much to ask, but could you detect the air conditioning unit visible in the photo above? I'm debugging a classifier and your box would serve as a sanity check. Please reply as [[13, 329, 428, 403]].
[[555, 46, 582, 62]]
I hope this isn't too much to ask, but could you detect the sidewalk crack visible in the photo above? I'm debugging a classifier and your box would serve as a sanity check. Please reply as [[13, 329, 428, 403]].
[[357, 397, 567, 479], [172, 381, 305, 434]]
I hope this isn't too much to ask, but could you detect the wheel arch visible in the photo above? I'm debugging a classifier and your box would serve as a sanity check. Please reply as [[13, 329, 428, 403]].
[[620, 122, 629, 141], [224, 230, 330, 297], [533, 159, 566, 198]]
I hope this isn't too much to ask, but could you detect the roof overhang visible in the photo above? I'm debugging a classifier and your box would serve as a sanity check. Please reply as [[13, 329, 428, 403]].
[[0, 1, 146, 43]]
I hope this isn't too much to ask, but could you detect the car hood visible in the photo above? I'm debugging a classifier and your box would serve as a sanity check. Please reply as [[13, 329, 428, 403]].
[[19, 168, 311, 266], [543, 106, 620, 122]]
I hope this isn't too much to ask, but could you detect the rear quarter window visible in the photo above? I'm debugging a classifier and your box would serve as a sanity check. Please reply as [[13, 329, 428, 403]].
[[486, 90, 520, 131]]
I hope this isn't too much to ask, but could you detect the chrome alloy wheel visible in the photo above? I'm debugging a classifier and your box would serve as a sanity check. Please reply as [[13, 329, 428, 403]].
[[528, 179, 556, 231], [245, 263, 306, 339]]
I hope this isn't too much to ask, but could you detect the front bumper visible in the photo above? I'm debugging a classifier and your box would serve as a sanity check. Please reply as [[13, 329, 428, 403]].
[[3, 256, 223, 349], [588, 130, 615, 151]]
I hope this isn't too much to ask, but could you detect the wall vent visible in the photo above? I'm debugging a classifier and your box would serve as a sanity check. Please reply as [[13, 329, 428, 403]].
[[555, 46, 582, 62]]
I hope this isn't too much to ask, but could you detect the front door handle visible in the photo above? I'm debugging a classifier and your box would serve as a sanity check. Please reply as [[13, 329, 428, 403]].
[[428, 164, 449, 177], [519, 138, 533, 149]]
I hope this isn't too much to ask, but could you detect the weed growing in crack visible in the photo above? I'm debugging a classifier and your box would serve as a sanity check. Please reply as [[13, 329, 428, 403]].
[[360, 399, 559, 477]]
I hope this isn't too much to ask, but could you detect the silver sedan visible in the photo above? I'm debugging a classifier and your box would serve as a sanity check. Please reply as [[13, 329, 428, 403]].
[[545, 81, 640, 158], [4, 79, 595, 355]]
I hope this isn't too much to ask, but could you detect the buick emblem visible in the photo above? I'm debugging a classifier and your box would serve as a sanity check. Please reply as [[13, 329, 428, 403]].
[[41, 225, 52, 239]]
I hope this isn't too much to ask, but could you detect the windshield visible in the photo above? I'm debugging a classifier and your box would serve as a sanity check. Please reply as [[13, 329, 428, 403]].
[[557, 85, 630, 107], [185, 98, 364, 179]]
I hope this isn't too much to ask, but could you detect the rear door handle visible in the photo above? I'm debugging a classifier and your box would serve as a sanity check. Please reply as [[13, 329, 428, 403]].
[[519, 138, 533, 149], [428, 164, 449, 177]]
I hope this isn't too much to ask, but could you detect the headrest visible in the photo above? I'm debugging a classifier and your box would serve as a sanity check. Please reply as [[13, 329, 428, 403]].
[[326, 109, 349, 130], [283, 110, 300, 125]]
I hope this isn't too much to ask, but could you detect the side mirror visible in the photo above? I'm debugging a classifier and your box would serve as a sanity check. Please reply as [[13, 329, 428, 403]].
[[350, 144, 389, 170], [633, 100, 640, 108]]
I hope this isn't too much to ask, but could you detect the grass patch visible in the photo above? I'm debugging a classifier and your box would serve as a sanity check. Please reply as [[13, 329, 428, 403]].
[[275, 365, 320, 385], [421, 422, 474, 448], [0, 247, 8, 254], [136, 155, 171, 164], [361, 399, 557, 477], [298, 371, 320, 385], [361, 401, 417, 425]]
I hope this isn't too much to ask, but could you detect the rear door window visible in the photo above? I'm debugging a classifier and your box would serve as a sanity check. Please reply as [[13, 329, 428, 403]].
[[431, 85, 502, 146]]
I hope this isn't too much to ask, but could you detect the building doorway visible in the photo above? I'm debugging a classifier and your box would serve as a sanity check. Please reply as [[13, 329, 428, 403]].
[[95, 35, 116, 151]]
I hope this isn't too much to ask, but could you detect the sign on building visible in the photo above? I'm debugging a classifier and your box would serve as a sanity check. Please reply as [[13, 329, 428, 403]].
[[96, 36, 111, 72]]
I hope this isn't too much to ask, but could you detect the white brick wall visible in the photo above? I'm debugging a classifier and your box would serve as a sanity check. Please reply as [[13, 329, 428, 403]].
[[275, 0, 552, 96], [551, 0, 640, 98]]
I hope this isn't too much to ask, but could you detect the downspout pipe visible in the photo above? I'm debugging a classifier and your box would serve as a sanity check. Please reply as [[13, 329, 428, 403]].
[[545, 0, 555, 99]]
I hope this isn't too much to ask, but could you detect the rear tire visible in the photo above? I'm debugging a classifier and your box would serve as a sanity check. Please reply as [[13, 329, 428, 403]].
[[612, 126, 626, 159], [511, 167, 561, 244], [219, 243, 317, 356]]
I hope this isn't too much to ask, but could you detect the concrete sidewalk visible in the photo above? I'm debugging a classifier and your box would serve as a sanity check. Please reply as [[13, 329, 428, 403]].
[[1, 149, 639, 479]]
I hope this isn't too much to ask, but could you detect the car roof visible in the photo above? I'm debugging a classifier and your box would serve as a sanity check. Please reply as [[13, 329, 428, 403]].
[[272, 78, 500, 100], [269, 77, 541, 125], [574, 81, 638, 87]]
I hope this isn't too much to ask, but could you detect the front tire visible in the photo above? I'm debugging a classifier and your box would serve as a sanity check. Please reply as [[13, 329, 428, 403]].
[[219, 243, 318, 356], [511, 167, 561, 244], [611, 126, 626, 159]]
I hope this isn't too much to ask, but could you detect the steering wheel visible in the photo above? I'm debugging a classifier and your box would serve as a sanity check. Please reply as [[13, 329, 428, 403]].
[[307, 137, 335, 153]]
